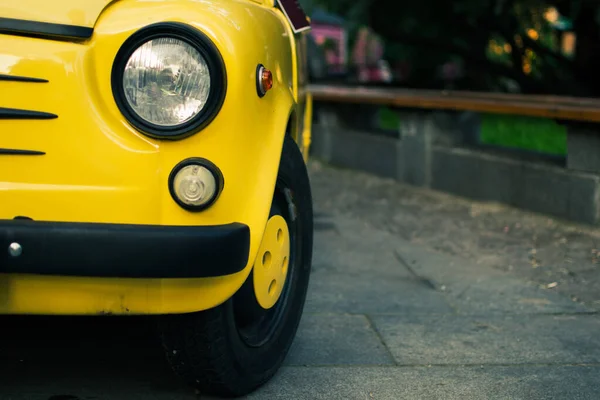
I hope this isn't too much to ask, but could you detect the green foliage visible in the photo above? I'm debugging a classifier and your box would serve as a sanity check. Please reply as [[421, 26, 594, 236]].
[[480, 114, 567, 155], [376, 107, 401, 131]]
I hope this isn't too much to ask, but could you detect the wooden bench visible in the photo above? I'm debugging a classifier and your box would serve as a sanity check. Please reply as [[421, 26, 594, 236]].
[[309, 84, 600, 123]]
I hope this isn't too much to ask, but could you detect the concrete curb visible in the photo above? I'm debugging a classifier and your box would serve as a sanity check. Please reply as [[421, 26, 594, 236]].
[[311, 122, 600, 225]]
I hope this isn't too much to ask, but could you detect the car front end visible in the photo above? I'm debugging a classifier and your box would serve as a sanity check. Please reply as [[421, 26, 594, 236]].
[[0, 0, 301, 315]]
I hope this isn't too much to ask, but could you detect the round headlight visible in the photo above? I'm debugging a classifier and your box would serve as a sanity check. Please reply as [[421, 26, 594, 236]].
[[112, 23, 227, 139], [123, 38, 211, 127], [168, 158, 224, 211]]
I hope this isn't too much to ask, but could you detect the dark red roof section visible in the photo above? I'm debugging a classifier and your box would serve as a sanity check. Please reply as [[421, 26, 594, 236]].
[[277, 0, 311, 33]]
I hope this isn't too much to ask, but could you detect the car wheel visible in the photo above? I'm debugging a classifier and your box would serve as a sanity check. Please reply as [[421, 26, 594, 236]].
[[157, 135, 313, 398]]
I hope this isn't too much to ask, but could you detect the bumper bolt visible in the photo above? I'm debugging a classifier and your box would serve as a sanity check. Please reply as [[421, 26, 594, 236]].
[[8, 242, 22, 257]]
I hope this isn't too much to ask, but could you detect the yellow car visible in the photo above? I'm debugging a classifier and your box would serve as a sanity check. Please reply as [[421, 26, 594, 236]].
[[0, 0, 313, 396]]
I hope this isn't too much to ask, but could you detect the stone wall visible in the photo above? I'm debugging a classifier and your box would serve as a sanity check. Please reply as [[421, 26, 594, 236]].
[[310, 103, 600, 225]]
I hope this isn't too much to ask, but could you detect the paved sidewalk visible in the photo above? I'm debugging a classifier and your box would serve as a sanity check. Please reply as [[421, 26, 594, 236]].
[[1, 162, 599, 399], [308, 160, 600, 308]]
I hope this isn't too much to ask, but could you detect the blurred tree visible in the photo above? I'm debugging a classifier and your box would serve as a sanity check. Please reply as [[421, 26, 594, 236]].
[[552, 0, 600, 94], [302, 0, 600, 96]]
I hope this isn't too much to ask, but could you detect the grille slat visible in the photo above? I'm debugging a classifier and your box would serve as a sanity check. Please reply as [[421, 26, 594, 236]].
[[0, 148, 45, 156], [0, 74, 48, 83], [0, 107, 57, 120], [0, 17, 93, 40]]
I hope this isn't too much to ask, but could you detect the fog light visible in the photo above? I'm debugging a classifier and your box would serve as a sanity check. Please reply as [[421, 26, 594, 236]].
[[169, 158, 223, 211]]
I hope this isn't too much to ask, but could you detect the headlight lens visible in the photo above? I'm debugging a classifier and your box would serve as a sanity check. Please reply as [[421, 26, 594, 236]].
[[123, 38, 211, 127], [111, 23, 227, 140], [173, 164, 217, 207], [168, 158, 224, 211]]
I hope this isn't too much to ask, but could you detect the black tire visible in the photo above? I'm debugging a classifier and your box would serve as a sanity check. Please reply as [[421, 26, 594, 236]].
[[157, 135, 313, 398]]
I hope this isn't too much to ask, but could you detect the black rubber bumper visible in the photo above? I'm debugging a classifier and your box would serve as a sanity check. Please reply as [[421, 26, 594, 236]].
[[0, 219, 250, 278]]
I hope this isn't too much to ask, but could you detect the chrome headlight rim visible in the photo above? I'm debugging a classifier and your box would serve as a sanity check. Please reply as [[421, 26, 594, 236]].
[[111, 22, 227, 140]]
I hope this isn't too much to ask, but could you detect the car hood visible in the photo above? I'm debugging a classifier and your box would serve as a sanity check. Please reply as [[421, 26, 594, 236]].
[[0, 0, 116, 27]]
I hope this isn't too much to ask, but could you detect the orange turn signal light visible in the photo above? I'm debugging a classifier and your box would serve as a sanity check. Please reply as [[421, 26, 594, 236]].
[[257, 64, 273, 97], [262, 69, 273, 91]]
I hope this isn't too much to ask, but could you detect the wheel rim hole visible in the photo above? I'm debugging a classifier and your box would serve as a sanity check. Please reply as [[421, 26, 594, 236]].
[[277, 228, 283, 243], [263, 251, 272, 268], [268, 279, 277, 296], [282, 256, 288, 273]]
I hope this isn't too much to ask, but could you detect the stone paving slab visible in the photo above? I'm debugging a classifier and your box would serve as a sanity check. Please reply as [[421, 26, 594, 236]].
[[309, 160, 600, 308], [446, 275, 593, 315], [304, 269, 455, 315], [285, 313, 395, 366], [313, 228, 412, 279], [7, 364, 600, 400], [324, 212, 594, 316], [395, 238, 594, 315], [372, 314, 600, 365], [244, 366, 600, 400], [396, 241, 595, 315]]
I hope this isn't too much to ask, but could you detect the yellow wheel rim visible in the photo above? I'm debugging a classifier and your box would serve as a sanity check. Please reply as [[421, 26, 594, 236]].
[[253, 215, 290, 310]]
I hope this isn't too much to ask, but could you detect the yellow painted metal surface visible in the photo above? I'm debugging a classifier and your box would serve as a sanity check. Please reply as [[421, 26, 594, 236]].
[[0, 273, 249, 315], [302, 92, 313, 161], [252, 215, 290, 310], [0, 0, 114, 27], [293, 31, 313, 159], [248, 0, 275, 6], [0, 0, 307, 315]]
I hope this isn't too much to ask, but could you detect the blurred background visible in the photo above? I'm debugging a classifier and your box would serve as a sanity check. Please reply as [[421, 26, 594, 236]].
[[300, 0, 600, 157], [301, 0, 592, 95]]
